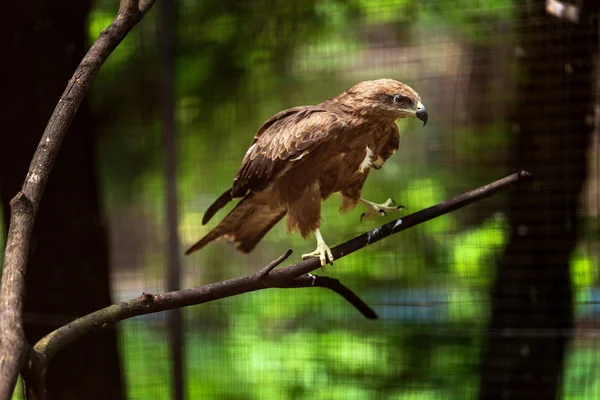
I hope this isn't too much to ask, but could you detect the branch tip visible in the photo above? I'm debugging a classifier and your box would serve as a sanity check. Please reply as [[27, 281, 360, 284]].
[[257, 249, 293, 279], [518, 170, 533, 180], [291, 275, 378, 319]]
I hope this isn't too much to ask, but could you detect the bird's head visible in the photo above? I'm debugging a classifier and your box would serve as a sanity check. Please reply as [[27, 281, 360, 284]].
[[342, 79, 428, 125]]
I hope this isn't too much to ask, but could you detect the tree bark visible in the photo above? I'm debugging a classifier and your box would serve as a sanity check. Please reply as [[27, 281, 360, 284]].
[[0, 1, 124, 398], [479, 2, 598, 399]]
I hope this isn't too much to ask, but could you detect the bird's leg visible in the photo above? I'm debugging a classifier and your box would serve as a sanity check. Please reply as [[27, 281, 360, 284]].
[[359, 197, 405, 221], [302, 228, 334, 269]]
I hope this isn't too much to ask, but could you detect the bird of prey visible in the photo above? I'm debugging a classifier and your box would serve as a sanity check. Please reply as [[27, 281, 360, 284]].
[[185, 79, 427, 267]]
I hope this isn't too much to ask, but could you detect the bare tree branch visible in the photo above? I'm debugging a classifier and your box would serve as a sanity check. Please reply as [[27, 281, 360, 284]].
[[0, 193, 33, 398], [31, 170, 533, 370], [283, 275, 378, 319], [0, 1, 155, 399]]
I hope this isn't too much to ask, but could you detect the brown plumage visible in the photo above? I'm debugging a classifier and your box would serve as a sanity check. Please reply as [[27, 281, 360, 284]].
[[185, 79, 428, 266]]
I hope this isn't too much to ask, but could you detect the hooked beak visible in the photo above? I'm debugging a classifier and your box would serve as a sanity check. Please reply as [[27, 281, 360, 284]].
[[415, 101, 428, 126]]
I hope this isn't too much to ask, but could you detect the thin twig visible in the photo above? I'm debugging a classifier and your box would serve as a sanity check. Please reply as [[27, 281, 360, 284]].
[[0, 1, 155, 399], [256, 249, 294, 279], [32, 170, 532, 365], [259, 251, 377, 317], [284, 275, 378, 319]]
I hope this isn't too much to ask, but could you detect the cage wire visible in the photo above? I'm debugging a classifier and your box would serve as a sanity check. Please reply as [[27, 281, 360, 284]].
[[2, 0, 599, 399]]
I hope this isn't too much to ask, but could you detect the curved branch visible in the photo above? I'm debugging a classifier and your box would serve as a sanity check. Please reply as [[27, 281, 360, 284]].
[[33, 170, 533, 365], [0, 1, 156, 399], [284, 275, 378, 319]]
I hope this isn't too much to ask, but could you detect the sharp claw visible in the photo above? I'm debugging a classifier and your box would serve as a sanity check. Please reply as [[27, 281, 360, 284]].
[[324, 248, 334, 268], [359, 198, 405, 222], [303, 233, 334, 270]]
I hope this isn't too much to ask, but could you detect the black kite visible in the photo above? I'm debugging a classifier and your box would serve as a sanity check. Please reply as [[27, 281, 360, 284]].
[[186, 79, 427, 267]]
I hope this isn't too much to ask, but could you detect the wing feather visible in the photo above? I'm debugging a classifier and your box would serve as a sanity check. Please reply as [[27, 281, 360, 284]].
[[231, 106, 344, 197]]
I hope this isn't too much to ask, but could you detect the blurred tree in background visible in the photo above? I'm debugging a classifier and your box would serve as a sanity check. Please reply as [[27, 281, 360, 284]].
[[480, 1, 598, 399], [0, 1, 123, 399]]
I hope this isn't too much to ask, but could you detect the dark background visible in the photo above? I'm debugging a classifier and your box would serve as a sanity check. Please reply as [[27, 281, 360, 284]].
[[0, 0, 598, 399]]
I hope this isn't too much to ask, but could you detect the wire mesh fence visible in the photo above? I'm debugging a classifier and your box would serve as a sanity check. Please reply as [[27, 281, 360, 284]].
[[1, 0, 599, 399]]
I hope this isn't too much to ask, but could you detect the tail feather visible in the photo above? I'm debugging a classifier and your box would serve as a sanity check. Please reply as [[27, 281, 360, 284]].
[[202, 188, 234, 225], [185, 192, 286, 255]]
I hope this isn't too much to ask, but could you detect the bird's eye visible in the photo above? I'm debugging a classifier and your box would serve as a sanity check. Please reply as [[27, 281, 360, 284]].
[[393, 94, 406, 104]]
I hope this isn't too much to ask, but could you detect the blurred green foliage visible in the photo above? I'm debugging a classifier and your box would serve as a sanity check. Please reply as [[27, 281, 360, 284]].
[[117, 312, 600, 399], [422, 0, 513, 43], [81, 0, 600, 399], [572, 250, 597, 288], [1, 1, 595, 399]]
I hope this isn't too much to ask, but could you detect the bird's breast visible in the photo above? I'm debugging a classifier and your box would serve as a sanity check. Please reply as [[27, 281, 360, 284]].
[[358, 146, 374, 173]]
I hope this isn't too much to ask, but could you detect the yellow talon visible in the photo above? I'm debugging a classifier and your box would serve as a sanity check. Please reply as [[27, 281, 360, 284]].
[[302, 228, 334, 270], [359, 198, 404, 220]]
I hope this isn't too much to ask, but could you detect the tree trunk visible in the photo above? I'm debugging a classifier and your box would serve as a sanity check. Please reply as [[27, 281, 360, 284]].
[[0, 1, 124, 398], [159, 1, 186, 399], [479, 2, 598, 399]]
